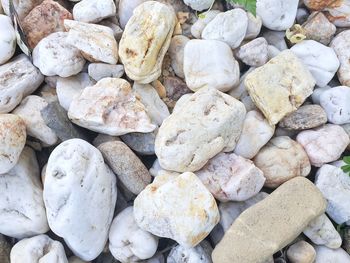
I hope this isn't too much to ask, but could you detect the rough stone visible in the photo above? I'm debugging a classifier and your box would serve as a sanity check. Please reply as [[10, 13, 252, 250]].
[[167, 243, 212, 263], [303, 12, 336, 45], [73, 0, 116, 23], [1, 0, 43, 19], [236, 37, 269, 67], [0, 15, 16, 65], [331, 30, 350, 86]]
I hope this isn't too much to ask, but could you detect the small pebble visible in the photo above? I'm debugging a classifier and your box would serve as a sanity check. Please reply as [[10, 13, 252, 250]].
[[88, 63, 124, 81], [286, 241, 316, 263]]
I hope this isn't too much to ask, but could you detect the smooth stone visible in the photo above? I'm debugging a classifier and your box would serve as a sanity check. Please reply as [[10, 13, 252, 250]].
[[73, 0, 116, 23], [0, 15, 15, 65], [296, 124, 349, 167], [331, 30, 350, 86], [314, 246, 350, 262], [191, 10, 220, 39], [155, 87, 246, 172], [202, 9, 248, 49], [196, 152, 265, 202], [98, 141, 151, 195], [236, 37, 268, 67], [44, 139, 117, 261], [315, 164, 350, 224], [254, 136, 311, 188], [167, 243, 212, 263], [184, 39, 239, 92], [267, 45, 281, 59], [134, 172, 219, 247], [64, 19, 118, 64], [291, 40, 339, 87], [119, 1, 176, 83], [10, 234, 68, 263], [0, 235, 10, 263], [13, 95, 58, 146], [320, 86, 350, 125], [286, 241, 316, 263], [183, 0, 212, 11], [303, 12, 336, 45], [118, 0, 146, 29], [1, 0, 43, 19], [0, 114, 26, 174], [0, 54, 44, 113], [0, 147, 49, 238], [109, 206, 158, 262], [257, 0, 298, 30], [168, 35, 190, 78], [162, 76, 192, 108], [120, 130, 157, 155], [262, 30, 288, 51], [245, 13, 262, 40], [88, 63, 124, 81], [93, 134, 120, 147], [303, 214, 342, 249], [279, 104, 327, 130], [244, 50, 316, 125], [33, 32, 85, 77], [68, 78, 156, 136], [234, 110, 275, 159], [312, 86, 331, 105], [212, 177, 326, 263]]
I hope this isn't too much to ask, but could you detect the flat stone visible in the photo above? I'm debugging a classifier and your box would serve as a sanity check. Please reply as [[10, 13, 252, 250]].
[[303, 12, 336, 45], [314, 246, 350, 262], [244, 50, 316, 125], [212, 177, 326, 263], [331, 30, 350, 86], [168, 35, 189, 78], [0, 15, 16, 65], [191, 10, 220, 39], [286, 241, 316, 263], [73, 0, 116, 23], [236, 37, 269, 67], [88, 63, 124, 81], [120, 129, 157, 155]]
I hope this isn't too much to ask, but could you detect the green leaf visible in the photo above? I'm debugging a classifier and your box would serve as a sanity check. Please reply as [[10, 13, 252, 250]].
[[227, 0, 257, 16], [343, 156, 350, 164], [341, 165, 350, 174]]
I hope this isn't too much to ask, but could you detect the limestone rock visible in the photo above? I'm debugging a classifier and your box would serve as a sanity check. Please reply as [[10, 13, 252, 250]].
[[314, 246, 350, 262], [331, 30, 350, 87], [286, 241, 316, 263], [0, 15, 16, 65], [191, 10, 220, 39], [73, 0, 116, 23], [168, 35, 189, 78], [88, 63, 124, 81], [236, 37, 269, 67]]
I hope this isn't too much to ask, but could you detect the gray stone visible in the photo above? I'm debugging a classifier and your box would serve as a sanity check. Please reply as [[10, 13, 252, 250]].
[[120, 129, 157, 155]]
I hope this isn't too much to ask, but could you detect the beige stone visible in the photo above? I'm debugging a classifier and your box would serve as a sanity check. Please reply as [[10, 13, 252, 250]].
[[244, 50, 315, 125], [287, 241, 316, 263], [212, 177, 326, 263], [331, 30, 350, 87]]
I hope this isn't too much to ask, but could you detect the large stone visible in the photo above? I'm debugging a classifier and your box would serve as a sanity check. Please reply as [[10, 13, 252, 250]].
[[245, 50, 315, 125], [44, 139, 117, 261], [73, 0, 116, 23], [331, 30, 350, 87], [155, 87, 246, 172], [314, 246, 350, 262], [0, 15, 16, 65], [286, 241, 316, 263], [68, 78, 156, 136], [212, 177, 326, 263], [134, 172, 219, 248], [119, 1, 176, 83]]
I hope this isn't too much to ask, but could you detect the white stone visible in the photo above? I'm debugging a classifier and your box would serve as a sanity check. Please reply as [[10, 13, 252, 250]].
[[236, 37, 269, 67], [0, 147, 49, 238], [0, 15, 15, 65], [155, 87, 246, 172], [13, 95, 58, 146], [315, 164, 350, 224], [245, 13, 262, 40], [168, 35, 190, 78], [183, 0, 212, 11], [234, 110, 275, 159], [202, 9, 248, 49], [262, 30, 288, 51], [286, 241, 316, 263], [167, 243, 211, 263], [184, 39, 239, 92], [303, 214, 342, 249], [88, 63, 124, 81], [44, 139, 117, 261], [134, 172, 219, 247], [320, 86, 350, 125], [64, 20, 118, 65], [73, 0, 116, 23], [312, 86, 331, 105], [0, 54, 44, 113], [196, 152, 265, 202], [118, 0, 146, 29], [314, 246, 350, 263], [191, 10, 220, 39], [109, 206, 158, 262], [267, 45, 281, 59], [296, 124, 349, 167], [10, 234, 68, 263], [257, 0, 299, 30], [331, 30, 350, 87], [291, 40, 339, 87]]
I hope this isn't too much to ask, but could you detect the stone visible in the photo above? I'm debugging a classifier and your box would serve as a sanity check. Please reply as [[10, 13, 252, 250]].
[[109, 206, 158, 262], [0, 147, 49, 238], [312, 85, 331, 105], [119, 2, 176, 83], [1, 0, 43, 19], [191, 10, 220, 39], [10, 234, 68, 263], [296, 8, 310, 24], [183, 39, 239, 92], [99, 17, 123, 40], [168, 35, 190, 78], [141, 254, 165, 263], [33, 32, 85, 78], [22, 0, 72, 49], [331, 30, 350, 87], [257, 0, 298, 30], [212, 177, 326, 263], [314, 246, 350, 262], [0, 54, 44, 113], [93, 134, 120, 148], [296, 124, 349, 167], [44, 139, 117, 261], [279, 104, 327, 130], [13, 95, 58, 146], [291, 40, 339, 87], [320, 86, 350, 125], [155, 87, 246, 172], [244, 50, 316, 125], [236, 37, 269, 67], [134, 172, 219, 247], [98, 141, 151, 195], [342, 123, 350, 150], [0, 114, 26, 174], [303, 214, 342, 249], [315, 164, 350, 224], [120, 129, 157, 155], [118, 0, 146, 29], [162, 76, 192, 108], [286, 241, 316, 263], [0, 235, 10, 263], [68, 78, 156, 136], [73, 0, 116, 23], [167, 243, 212, 263], [323, 2, 350, 27], [68, 257, 89, 263], [88, 63, 124, 81], [202, 9, 248, 49], [245, 13, 262, 40], [302, 12, 336, 45], [64, 20, 118, 65], [0, 15, 15, 65], [196, 152, 265, 202], [234, 111, 275, 159], [183, 0, 212, 11], [262, 30, 288, 51], [254, 136, 311, 188]]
